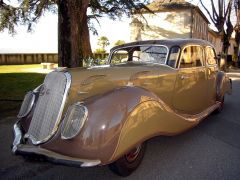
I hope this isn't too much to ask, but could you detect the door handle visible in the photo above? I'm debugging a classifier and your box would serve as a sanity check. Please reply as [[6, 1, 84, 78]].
[[180, 75, 190, 80]]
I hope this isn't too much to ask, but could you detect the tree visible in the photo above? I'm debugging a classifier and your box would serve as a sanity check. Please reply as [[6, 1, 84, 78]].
[[234, 0, 240, 64], [199, 0, 233, 54], [0, 0, 150, 68], [114, 40, 126, 46], [94, 48, 106, 53], [97, 36, 110, 51]]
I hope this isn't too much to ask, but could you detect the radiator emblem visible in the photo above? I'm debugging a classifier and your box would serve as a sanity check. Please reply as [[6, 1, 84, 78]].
[[39, 85, 50, 96]]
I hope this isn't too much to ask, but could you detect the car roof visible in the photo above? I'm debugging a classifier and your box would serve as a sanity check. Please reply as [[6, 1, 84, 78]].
[[110, 38, 214, 51]]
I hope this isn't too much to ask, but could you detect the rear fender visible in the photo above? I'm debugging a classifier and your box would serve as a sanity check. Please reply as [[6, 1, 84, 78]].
[[109, 99, 196, 162], [216, 71, 232, 100]]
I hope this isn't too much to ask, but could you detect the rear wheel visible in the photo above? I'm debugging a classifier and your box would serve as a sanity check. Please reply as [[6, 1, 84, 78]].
[[215, 95, 224, 113], [109, 142, 146, 177]]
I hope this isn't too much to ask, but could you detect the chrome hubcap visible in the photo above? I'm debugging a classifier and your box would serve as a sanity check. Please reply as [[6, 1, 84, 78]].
[[125, 145, 141, 163]]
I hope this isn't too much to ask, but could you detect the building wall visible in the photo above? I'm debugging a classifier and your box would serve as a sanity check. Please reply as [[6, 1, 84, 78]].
[[130, 9, 235, 56], [208, 32, 222, 55], [192, 10, 208, 40], [228, 38, 236, 55], [130, 10, 192, 41], [208, 31, 236, 56], [213, 38, 222, 55]]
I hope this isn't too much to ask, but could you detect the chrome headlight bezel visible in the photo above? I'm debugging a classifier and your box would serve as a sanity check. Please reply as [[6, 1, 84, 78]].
[[61, 103, 88, 140]]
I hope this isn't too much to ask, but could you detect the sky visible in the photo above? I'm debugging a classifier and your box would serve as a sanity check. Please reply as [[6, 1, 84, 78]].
[[0, 0, 216, 53]]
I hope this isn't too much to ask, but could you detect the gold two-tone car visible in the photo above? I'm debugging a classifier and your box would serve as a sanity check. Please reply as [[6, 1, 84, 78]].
[[12, 39, 232, 176]]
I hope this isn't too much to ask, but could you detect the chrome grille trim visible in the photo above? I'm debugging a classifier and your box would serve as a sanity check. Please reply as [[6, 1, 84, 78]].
[[25, 71, 71, 145], [17, 92, 35, 118]]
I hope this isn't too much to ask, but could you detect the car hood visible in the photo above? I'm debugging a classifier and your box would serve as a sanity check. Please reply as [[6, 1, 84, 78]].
[[65, 62, 174, 104]]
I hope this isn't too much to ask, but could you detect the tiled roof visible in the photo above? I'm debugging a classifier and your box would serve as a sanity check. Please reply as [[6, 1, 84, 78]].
[[136, 0, 210, 24], [154, 0, 186, 3], [145, 0, 196, 12]]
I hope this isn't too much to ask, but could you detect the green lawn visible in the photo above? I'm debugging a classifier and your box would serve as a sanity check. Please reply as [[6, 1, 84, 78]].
[[0, 73, 45, 100], [0, 64, 47, 100], [0, 64, 43, 73], [0, 64, 47, 118]]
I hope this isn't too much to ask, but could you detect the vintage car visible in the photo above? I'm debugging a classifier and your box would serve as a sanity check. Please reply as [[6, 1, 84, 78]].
[[12, 39, 232, 176]]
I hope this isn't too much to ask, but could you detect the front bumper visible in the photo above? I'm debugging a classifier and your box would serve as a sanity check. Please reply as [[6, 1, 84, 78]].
[[12, 121, 101, 167]]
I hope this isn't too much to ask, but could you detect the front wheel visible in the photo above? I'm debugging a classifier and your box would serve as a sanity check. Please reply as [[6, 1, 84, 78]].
[[109, 142, 146, 177]]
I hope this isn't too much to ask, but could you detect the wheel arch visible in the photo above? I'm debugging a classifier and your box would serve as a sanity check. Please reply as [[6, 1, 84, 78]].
[[52, 86, 160, 164], [216, 71, 232, 100], [109, 99, 195, 162]]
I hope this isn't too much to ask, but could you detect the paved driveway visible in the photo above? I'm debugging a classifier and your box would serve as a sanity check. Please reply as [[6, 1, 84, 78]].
[[0, 75, 240, 180]]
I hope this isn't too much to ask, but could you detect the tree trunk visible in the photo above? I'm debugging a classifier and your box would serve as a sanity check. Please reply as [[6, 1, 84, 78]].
[[58, 0, 92, 68], [235, 2, 240, 65], [235, 29, 240, 63], [222, 33, 230, 54], [222, 18, 233, 54]]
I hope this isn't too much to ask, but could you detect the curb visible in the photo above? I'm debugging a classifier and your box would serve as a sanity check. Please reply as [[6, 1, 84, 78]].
[[226, 72, 240, 78]]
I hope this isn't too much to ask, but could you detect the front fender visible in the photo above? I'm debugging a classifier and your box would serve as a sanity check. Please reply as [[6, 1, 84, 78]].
[[43, 86, 159, 164]]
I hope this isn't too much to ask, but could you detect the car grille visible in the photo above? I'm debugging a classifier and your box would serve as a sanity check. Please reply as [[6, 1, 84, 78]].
[[17, 92, 35, 118], [26, 71, 71, 144]]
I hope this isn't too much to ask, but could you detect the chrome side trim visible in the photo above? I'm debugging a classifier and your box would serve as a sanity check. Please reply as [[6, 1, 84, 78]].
[[154, 97, 221, 123], [174, 102, 221, 122], [25, 71, 72, 145], [77, 91, 89, 95], [87, 64, 110, 69]]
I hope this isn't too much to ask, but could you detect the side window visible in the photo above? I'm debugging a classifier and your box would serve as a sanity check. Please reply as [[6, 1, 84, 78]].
[[111, 50, 128, 64], [167, 46, 180, 68], [206, 47, 217, 65], [180, 46, 204, 68]]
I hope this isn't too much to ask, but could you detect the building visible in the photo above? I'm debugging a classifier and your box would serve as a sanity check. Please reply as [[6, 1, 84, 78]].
[[130, 0, 209, 41], [207, 28, 236, 56], [207, 28, 222, 55], [130, 0, 235, 55]]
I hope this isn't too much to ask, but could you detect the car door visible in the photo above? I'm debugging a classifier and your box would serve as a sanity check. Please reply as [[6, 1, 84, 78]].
[[173, 45, 208, 114], [205, 46, 219, 106]]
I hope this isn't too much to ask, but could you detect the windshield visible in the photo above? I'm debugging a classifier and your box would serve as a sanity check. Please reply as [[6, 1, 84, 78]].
[[110, 45, 168, 65]]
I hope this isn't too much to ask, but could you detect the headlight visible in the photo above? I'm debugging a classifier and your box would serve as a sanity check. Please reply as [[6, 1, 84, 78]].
[[17, 92, 35, 118], [61, 103, 88, 140]]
